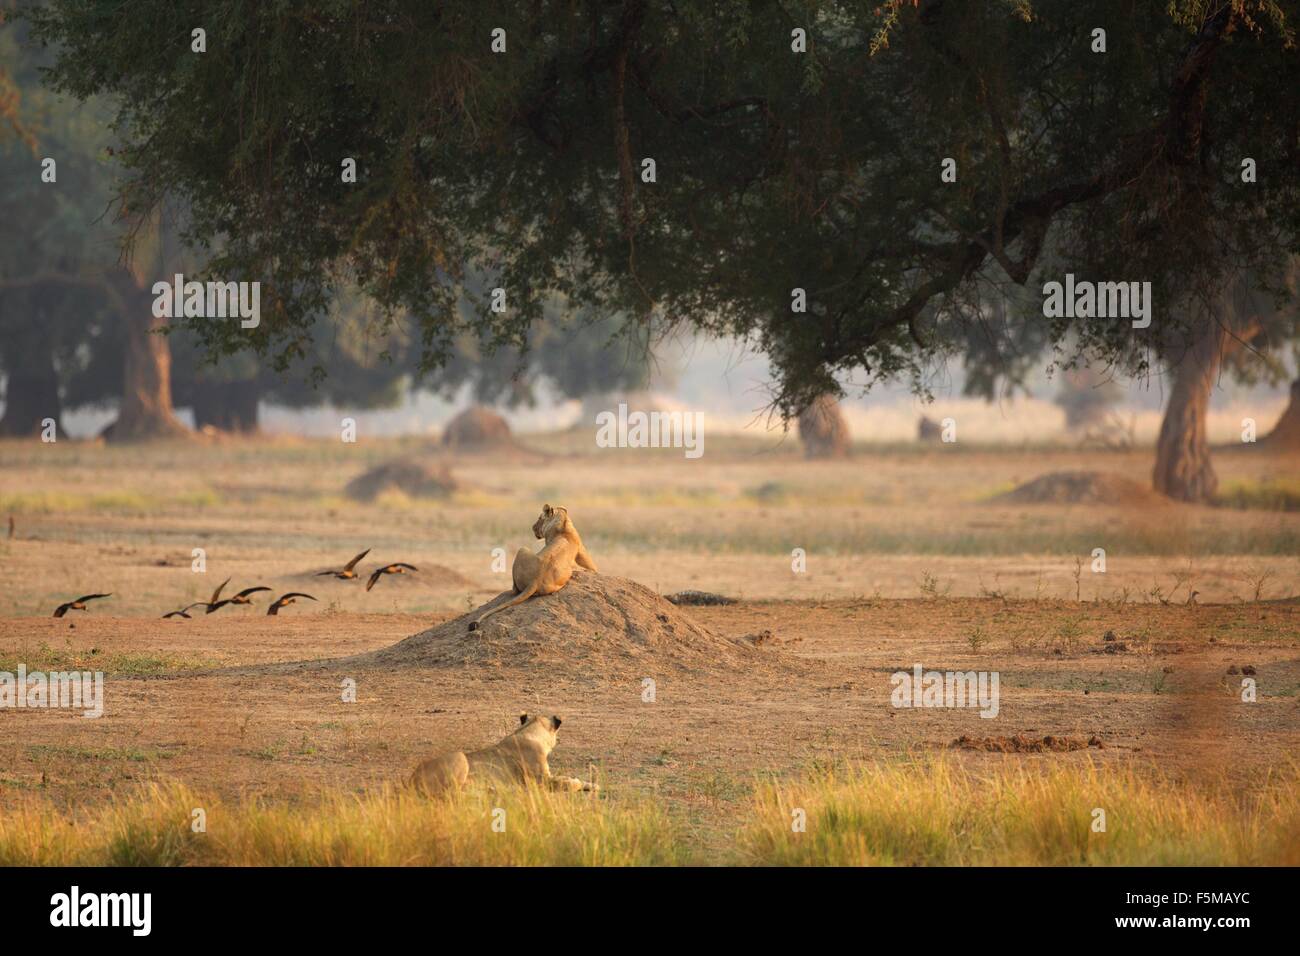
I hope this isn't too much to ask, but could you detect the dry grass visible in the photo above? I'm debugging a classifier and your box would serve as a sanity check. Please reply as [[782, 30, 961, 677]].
[[0, 780, 682, 866], [4, 758, 1297, 866], [739, 755, 1300, 866]]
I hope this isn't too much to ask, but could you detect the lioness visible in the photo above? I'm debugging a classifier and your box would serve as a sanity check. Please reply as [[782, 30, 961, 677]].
[[469, 504, 596, 631], [408, 714, 598, 795]]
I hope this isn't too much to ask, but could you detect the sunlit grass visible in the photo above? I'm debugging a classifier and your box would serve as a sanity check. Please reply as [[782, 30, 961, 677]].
[[0, 780, 683, 866], [1216, 478, 1300, 512], [739, 755, 1300, 866], [3, 759, 1296, 866]]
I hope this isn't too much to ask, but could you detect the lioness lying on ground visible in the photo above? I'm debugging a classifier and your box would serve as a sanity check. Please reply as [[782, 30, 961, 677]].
[[469, 504, 596, 631], [408, 714, 599, 795]]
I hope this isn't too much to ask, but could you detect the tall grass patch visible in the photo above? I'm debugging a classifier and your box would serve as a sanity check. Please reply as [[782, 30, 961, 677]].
[[739, 755, 1300, 866], [0, 781, 684, 866]]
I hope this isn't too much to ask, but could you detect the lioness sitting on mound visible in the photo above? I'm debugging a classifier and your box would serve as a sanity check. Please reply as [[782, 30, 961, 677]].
[[408, 714, 598, 795], [469, 504, 596, 631]]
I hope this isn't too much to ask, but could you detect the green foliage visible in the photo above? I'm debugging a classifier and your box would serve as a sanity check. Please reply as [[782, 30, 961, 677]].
[[22, 0, 1300, 414]]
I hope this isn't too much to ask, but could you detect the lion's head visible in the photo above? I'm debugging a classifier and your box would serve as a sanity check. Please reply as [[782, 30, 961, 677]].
[[517, 713, 562, 749], [532, 503, 571, 540]]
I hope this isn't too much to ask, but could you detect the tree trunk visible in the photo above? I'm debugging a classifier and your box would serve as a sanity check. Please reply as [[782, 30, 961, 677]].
[[101, 272, 189, 442], [797, 394, 851, 459], [1152, 320, 1258, 502], [1263, 377, 1300, 450], [192, 379, 260, 433], [0, 344, 61, 437]]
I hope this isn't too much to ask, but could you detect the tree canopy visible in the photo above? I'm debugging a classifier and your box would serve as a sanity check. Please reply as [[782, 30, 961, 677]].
[[24, 0, 1300, 416]]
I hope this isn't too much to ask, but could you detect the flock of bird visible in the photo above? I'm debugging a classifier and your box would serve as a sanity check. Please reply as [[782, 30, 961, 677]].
[[50, 548, 418, 619]]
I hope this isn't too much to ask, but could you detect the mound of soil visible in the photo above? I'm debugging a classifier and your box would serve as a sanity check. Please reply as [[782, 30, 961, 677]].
[[952, 733, 1104, 753], [358, 570, 771, 676], [441, 406, 512, 449], [345, 459, 457, 502], [993, 471, 1167, 506]]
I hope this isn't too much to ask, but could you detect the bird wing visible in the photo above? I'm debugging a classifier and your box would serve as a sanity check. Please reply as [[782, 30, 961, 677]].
[[76, 593, 112, 603], [209, 577, 231, 605], [366, 569, 383, 591], [278, 592, 317, 602], [344, 548, 371, 572], [234, 586, 272, 598], [391, 563, 417, 571], [205, 599, 230, 613], [53, 603, 72, 617]]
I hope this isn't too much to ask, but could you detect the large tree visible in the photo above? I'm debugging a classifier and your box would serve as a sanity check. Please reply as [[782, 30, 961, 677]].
[[26, 0, 1300, 489], [0, 12, 189, 440]]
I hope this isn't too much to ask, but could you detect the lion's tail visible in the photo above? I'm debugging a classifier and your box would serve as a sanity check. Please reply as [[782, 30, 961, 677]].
[[472, 581, 540, 628]]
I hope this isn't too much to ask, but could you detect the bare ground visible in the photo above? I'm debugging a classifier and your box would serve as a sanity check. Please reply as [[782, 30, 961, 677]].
[[1, 438, 1297, 844]]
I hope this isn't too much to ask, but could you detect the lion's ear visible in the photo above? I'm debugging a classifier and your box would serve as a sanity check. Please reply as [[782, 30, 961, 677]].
[[542, 503, 553, 514], [552, 715, 563, 730], [519, 713, 529, 725]]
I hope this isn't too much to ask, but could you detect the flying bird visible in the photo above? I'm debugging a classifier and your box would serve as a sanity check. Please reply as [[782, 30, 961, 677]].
[[206, 586, 273, 612], [267, 592, 317, 616], [162, 602, 206, 620], [366, 563, 417, 591], [201, 577, 232, 613], [316, 549, 371, 580], [53, 593, 111, 618]]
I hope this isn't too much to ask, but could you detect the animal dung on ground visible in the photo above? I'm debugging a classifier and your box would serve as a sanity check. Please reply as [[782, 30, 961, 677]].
[[665, 590, 737, 606], [951, 734, 1104, 753]]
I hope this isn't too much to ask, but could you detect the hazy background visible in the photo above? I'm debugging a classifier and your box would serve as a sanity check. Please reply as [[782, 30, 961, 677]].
[[51, 333, 1294, 444]]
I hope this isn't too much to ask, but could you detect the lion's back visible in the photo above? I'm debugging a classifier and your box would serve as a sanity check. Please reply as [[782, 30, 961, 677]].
[[409, 750, 470, 794]]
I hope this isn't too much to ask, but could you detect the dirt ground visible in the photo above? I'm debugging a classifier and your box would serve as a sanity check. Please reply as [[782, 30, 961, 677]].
[[1, 437, 1297, 841]]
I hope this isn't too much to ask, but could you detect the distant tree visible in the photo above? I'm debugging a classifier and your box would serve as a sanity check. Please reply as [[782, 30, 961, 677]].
[[0, 15, 188, 439], [168, 292, 414, 433], [1056, 365, 1123, 432]]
